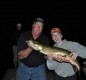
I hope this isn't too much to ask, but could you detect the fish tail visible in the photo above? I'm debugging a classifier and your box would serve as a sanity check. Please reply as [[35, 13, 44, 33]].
[[68, 58, 80, 71]]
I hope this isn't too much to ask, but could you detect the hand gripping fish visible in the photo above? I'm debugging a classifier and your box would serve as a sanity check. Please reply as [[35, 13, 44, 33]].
[[26, 40, 80, 71]]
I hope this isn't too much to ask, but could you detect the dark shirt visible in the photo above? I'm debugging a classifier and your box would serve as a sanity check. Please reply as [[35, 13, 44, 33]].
[[17, 31, 50, 67], [12, 29, 22, 46]]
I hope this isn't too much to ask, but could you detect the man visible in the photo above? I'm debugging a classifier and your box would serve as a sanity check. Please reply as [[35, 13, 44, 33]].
[[46, 27, 86, 80], [12, 23, 22, 68], [16, 18, 50, 80]]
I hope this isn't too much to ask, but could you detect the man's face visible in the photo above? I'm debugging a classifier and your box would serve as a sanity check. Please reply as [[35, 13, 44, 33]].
[[32, 22, 43, 36], [51, 32, 62, 43]]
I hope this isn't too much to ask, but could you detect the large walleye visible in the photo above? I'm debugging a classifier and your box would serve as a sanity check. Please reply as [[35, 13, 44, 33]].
[[26, 39, 80, 71]]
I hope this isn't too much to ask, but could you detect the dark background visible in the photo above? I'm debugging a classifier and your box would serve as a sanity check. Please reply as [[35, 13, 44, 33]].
[[0, 1, 86, 79]]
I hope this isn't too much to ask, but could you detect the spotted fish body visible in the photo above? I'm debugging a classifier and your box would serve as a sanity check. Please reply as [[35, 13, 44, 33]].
[[26, 40, 80, 71]]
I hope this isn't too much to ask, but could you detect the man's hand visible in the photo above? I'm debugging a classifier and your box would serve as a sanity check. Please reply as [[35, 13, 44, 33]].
[[70, 52, 78, 60], [47, 54, 53, 60], [46, 52, 78, 63], [54, 52, 78, 62], [54, 54, 69, 62], [46, 53, 69, 62]]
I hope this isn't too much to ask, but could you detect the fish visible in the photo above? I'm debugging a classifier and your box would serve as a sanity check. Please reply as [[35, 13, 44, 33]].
[[26, 39, 80, 71]]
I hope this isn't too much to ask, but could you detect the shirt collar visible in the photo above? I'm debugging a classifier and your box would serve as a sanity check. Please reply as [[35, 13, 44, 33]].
[[56, 40, 62, 47]]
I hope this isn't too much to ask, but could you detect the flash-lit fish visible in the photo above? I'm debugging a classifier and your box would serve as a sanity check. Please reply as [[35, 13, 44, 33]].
[[26, 39, 80, 71]]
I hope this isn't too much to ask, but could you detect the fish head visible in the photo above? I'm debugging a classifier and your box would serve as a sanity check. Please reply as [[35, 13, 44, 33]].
[[26, 40, 43, 51]]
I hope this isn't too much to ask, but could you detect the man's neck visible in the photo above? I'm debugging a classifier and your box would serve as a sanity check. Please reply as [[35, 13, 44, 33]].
[[32, 34, 40, 40]]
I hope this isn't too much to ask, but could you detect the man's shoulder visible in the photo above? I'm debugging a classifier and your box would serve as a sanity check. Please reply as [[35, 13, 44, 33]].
[[41, 34, 49, 41], [21, 31, 31, 35], [41, 34, 50, 44], [18, 31, 31, 39], [41, 33, 48, 38], [63, 39, 79, 45]]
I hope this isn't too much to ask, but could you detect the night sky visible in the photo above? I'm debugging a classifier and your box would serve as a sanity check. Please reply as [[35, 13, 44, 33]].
[[0, 1, 86, 79]]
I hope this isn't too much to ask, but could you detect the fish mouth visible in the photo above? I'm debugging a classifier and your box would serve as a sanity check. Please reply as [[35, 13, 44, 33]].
[[26, 40, 39, 50]]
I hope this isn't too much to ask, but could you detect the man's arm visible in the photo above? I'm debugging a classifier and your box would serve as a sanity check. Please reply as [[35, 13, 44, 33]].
[[18, 47, 33, 59]]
